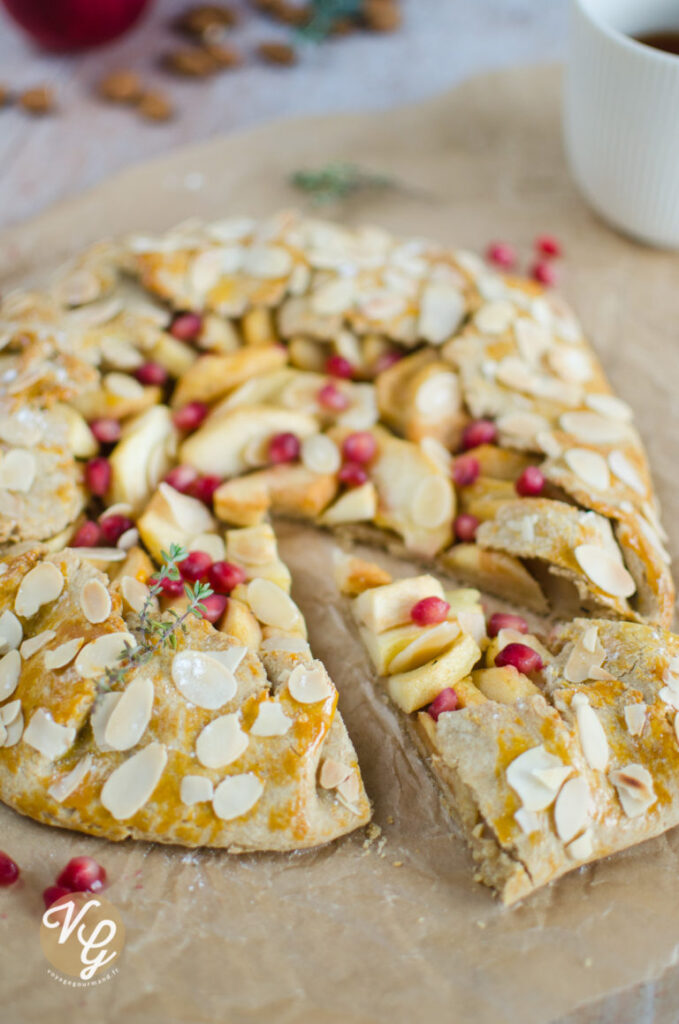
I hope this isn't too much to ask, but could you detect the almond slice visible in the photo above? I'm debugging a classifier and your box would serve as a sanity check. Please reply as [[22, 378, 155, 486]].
[[68, 547, 128, 563], [245, 578, 300, 631], [103, 675, 154, 751], [566, 827, 593, 861], [101, 742, 168, 820], [244, 244, 292, 280], [301, 434, 341, 475], [419, 283, 465, 344], [624, 703, 647, 737], [20, 629, 56, 659], [23, 708, 75, 759], [48, 755, 92, 804], [496, 411, 550, 443], [337, 771, 360, 806], [506, 745, 570, 812], [586, 393, 633, 422], [573, 544, 636, 598], [554, 775, 590, 843], [0, 699, 21, 726], [196, 713, 248, 769], [609, 764, 656, 818], [287, 661, 333, 704], [564, 448, 610, 491], [0, 610, 22, 653], [474, 300, 515, 334], [120, 576, 150, 614], [409, 475, 454, 530], [259, 635, 310, 656], [514, 807, 541, 835], [559, 411, 629, 445], [80, 579, 112, 624], [608, 450, 645, 496], [319, 758, 353, 790], [75, 632, 134, 678], [0, 649, 21, 700], [180, 775, 214, 806], [14, 562, 64, 618], [44, 636, 84, 670], [91, 692, 121, 751], [311, 277, 355, 315], [572, 693, 609, 771], [189, 533, 226, 562], [171, 650, 238, 709], [250, 700, 292, 737], [158, 482, 215, 534], [0, 448, 36, 492], [104, 372, 145, 399], [2, 709, 23, 747], [212, 772, 263, 821]]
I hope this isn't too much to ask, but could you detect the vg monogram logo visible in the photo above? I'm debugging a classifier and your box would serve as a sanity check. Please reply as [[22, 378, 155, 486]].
[[40, 892, 125, 984]]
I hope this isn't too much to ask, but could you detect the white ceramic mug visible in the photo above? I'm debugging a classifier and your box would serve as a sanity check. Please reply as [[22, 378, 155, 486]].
[[564, 0, 679, 248]]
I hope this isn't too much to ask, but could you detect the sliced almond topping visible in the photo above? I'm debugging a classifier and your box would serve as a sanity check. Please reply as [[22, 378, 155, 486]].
[[496, 411, 550, 442], [301, 434, 341, 475], [159, 482, 215, 534], [514, 807, 541, 835], [91, 692, 121, 751], [337, 771, 360, 806], [20, 629, 56, 659], [311, 278, 355, 315], [0, 699, 21, 726], [23, 708, 75, 759], [0, 448, 36, 492], [563, 628, 613, 684], [244, 244, 292, 280], [2, 708, 23, 747], [287, 661, 333, 704], [44, 636, 84, 670], [624, 703, 647, 737], [564, 448, 610, 491], [48, 756, 92, 804], [586, 393, 633, 422], [0, 649, 21, 700], [103, 675, 154, 751], [474, 300, 515, 335], [121, 576, 151, 614], [180, 774, 214, 806], [554, 775, 590, 843], [573, 544, 636, 598], [75, 632, 134, 678], [171, 650, 238, 709], [68, 547, 128, 563], [259, 634, 310, 656], [208, 646, 248, 674], [101, 742, 168, 820], [246, 578, 300, 631], [566, 827, 593, 861], [196, 713, 248, 769], [418, 283, 465, 344], [419, 436, 452, 475], [533, 765, 574, 791], [515, 318, 551, 363], [536, 431, 562, 459], [250, 700, 292, 737], [189, 533, 226, 562], [319, 758, 353, 790], [14, 561, 64, 618], [80, 579, 112, 624], [118, 528, 139, 551], [212, 772, 263, 821], [409, 475, 453, 530], [0, 610, 22, 653], [658, 685, 679, 711], [609, 764, 656, 818], [506, 745, 570, 812], [608, 450, 645, 496], [572, 692, 609, 771], [559, 411, 629, 445], [104, 372, 145, 399]]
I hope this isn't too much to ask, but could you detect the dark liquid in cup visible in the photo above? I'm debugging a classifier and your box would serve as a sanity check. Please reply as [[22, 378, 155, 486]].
[[634, 30, 679, 56]]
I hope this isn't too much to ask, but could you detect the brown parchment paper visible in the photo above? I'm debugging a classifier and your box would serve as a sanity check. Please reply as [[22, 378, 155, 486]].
[[2, 65, 679, 1024]]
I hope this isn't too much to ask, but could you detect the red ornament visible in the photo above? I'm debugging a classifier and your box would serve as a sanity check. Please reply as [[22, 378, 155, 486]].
[[2, 0, 152, 51]]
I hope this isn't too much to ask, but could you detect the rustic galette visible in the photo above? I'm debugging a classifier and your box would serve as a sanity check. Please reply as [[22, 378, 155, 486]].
[[0, 212, 674, 897]]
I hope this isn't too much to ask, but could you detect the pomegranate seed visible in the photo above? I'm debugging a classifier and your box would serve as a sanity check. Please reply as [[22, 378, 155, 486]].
[[188, 474, 221, 505], [155, 575, 184, 598], [89, 417, 121, 445], [135, 361, 169, 387], [198, 593, 227, 623], [317, 382, 351, 412], [486, 241, 517, 270], [99, 514, 134, 545], [454, 514, 479, 543], [461, 419, 497, 450], [179, 550, 212, 582], [268, 432, 300, 464], [71, 520, 102, 548], [164, 465, 199, 493], [338, 462, 368, 488], [535, 234, 562, 258], [0, 851, 19, 886], [325, 354, 354, 379], [85, 456, 111, 496], [488, 612, 529, 638], [427, 687, 459, 721], [410, 596, 451, 626], [173, 401, 208, 432], [531, 260, 558, 287], [452, 455, 480, 487], [57, 856, 107, 894], [495, 642, 544, 674], [169, 312, 202, 342], [373, 350, 402, 374], [208, 560, 246, 595], [43, 885, 72, 910], [342, 431, 377, 464], [515, 466, 545, 497]]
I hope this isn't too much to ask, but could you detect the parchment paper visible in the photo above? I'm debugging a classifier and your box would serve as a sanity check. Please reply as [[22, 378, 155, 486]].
[[2, 66, 679, 1024]]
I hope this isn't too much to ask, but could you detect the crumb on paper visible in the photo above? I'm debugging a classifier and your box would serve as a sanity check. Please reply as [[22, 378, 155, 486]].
[[386, 815, 394, 825], [392, 860, 403, 868], [584, 958, 593, 968]]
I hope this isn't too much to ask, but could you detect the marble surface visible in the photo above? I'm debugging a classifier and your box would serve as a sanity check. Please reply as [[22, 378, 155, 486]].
[[0, 0, 567, 229]]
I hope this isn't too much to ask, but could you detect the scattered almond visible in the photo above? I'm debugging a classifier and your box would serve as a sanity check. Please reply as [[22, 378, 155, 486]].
[[98, 69, 144, 104], [257, 41, 298, 66], [138, 90, 175, 122], [19, 86, 56, 116]]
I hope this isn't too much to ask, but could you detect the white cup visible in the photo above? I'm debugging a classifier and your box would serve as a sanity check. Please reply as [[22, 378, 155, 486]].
[[564, 0, 679, 248]]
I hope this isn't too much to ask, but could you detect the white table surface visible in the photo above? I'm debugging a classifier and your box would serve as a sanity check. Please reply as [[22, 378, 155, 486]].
[[0, 0, 567, 230]]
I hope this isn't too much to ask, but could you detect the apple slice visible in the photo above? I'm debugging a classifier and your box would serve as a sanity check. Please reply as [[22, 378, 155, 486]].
[[471, 666, 539, 703], [109, 405, 178, 512], [319, 482, 376, 526], [171, 346, 286, 408], [387, 632, 481, 713], [52, 403, 97, 458], [137, 482, 215, 563], [353, 574, 446, 634], [214, 464, 338, 528], [333, 551, 392, 598], [440, 543, 548, 613]]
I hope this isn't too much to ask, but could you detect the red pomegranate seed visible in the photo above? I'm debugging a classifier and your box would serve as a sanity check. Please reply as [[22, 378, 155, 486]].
[[99, 514, 134, 545], [164, 465, 199, 493], [317, 382, 351, 412], [135, 361, 169, 387], [452, 455, 480, 487], [325, 354, 354, 380], [89, 417, 121, 445], [188, 474, 221, 505], [268, 432, 300, 464], [170, 312, 203, 342], [173, 401, 208, 432], [342, 431, 377, 464], [495, 642, 544, 673], [486, 241, 517, 270], [338, 462, 368, 488], [427, 687, 459, 721], [410, 596, 451, 626], [535, 234, 562, 258], [0, 851, 19, 886], [208, 560, 246, 595], [154, 573, 185, 598], [373, 350, 402, 374], [71, 520, 102, 548], [461, 419, 497, 450], [531, 260, 558, 286], [43, 885, 72, 910], [85, 456, 111, 496], [515, 466, 545, 497], [57, 856, 107, 894], [488, 612, 529, 638], [179, 550, 212, 582], [199, 593, 227, 623], [454, 514, 479, 543]]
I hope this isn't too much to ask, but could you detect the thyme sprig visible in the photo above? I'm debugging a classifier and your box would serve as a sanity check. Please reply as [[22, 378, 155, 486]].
[[290, 162, 394, 205], [98, 543, 213, 693]]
